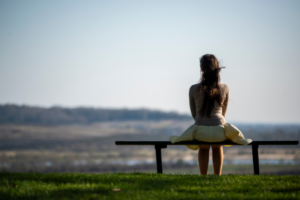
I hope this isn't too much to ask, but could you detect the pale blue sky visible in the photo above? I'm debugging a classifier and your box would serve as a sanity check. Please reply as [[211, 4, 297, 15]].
[[0, 0, 300, 123]]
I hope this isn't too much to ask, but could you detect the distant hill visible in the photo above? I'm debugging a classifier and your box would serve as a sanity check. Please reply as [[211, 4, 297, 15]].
[[0, 104, 192, 125]]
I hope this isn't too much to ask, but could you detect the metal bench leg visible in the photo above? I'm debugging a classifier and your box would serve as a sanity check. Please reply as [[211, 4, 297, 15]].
[[155, 145, 167, 174], [252, 144, 260, 175]]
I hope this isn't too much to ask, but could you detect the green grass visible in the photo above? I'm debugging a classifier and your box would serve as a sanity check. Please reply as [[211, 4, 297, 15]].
[[164, 164, 300, 175], [0, 172, 299, 200]]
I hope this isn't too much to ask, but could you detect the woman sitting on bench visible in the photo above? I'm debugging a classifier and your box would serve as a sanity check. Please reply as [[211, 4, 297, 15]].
[[170, 54, 251, 175]]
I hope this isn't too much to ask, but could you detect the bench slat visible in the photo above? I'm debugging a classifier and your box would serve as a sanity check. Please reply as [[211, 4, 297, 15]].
[[115, 140, 299, 145]]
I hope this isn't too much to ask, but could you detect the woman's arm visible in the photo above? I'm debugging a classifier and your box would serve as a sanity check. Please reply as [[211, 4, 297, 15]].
[[222, 90, 230, 117], [189, 86, 196, 120]]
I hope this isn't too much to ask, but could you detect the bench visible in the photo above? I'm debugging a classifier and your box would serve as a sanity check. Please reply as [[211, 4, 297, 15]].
[[115, 140, 299, 175]]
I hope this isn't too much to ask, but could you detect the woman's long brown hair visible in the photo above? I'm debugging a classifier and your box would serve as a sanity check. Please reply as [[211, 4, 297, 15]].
[[198, 54, 225, 118]]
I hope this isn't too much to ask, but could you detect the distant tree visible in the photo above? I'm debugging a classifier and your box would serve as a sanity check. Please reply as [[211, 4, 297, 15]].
[[0, 104, 191, 125]]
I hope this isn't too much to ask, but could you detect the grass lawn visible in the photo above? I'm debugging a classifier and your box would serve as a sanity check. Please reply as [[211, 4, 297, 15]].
[[164, 164, 300, 175], [0, 172, 299, 200]]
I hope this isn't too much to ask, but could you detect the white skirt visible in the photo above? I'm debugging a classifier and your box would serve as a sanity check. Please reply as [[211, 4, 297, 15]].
[[169, 123, 252, 150]]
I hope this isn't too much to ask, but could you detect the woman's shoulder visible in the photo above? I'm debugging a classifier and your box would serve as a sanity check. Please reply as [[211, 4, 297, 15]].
[[190, 84, 199, 90], [189, 84, 199, 92], [189, 84, 199, 95], [219, 83, 230, 93]]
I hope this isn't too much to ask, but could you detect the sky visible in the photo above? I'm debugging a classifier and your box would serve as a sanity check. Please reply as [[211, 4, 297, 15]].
[[0, 0, 300, 123]]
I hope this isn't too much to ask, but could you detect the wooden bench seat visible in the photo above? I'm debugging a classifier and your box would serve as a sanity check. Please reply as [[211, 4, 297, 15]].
[[115, 140, 299, 175]]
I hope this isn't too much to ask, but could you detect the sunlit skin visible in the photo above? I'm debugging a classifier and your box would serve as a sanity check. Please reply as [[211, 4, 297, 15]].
[[198, 145, 223, 175]]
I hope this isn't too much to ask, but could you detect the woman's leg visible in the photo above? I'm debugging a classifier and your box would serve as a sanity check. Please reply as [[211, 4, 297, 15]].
[[212, 145, 223, 175], [198, 145, 210, 175]]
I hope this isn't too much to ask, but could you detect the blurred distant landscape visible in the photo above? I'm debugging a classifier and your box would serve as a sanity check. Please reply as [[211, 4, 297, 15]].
[[0, 104, 299, 175]]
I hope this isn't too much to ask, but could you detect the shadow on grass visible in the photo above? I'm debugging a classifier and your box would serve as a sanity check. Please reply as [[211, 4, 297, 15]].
[[3, 186, 297, 200], [0, 187, 254, 200], [270, 188, 300, 193], [0, 187, 110, 200], [0, 172, 207, 185]]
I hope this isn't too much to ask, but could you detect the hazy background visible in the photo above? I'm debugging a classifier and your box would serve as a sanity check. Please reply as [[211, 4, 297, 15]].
[[1, 0, 300, 123], [0, 0, 300, 175]]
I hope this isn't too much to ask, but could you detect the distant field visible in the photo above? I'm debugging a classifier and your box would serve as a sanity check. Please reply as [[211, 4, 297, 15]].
[[1, 172, 300, 200], [0, 121, 299, 174]]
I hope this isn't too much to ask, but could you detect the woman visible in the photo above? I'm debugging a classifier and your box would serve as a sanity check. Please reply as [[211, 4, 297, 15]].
[[170, 54, 251, 175]]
